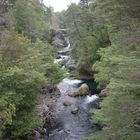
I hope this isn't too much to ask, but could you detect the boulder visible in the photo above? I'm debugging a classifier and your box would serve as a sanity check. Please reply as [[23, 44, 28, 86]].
[[34, 131, 41, 140], [71, 108, 79, 114], [49, 133, 54, 137], [63, 101, 72, 106], [68, 92, 80, 97], [78, 83, 89, 96], [58, 130, 65, 134], [68, 83, 89, 97], [38, 127, 47, 135], [99, 88, 109, 97]]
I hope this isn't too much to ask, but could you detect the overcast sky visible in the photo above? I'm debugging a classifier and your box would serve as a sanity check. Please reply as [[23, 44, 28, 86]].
[[43, 0, 79, 12]]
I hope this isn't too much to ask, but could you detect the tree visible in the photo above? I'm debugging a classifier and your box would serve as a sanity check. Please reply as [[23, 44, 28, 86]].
[[80, 0, 89, 8], [61, 2, 110, 78], [85, 0, 140, 139], [12, 0, 51, 41], [0, 0, 64, 139]]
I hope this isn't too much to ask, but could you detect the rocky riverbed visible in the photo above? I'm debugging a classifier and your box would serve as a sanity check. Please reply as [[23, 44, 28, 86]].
[[35, 31, 100, 140]]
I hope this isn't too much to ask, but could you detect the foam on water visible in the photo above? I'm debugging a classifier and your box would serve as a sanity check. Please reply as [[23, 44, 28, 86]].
[[85, 95, 99, 104], [58, 43, 71, 53], [62, 78, 82, 85], [54, 55, 70, 64]]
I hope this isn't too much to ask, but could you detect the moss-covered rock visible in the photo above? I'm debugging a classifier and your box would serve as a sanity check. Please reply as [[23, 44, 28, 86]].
[[78, 83, 89, 95], [68, 83, 89, 97], [68, 92, 80, 97]]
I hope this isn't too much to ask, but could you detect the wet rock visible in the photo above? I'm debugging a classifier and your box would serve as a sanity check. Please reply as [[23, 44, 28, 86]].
[[71, 108, 80, 114], [63, 101, 72, 106], [38, 127, 47, 135], [68, 83, 89, 97], [34, 131, 41, 140], [99, 88, 109, 97], [56, 55, 61, 59], [68, 91, 88, 97], [68, 92, 80, 97], [58, 130, 65, 134], [78, 83, 89, 96], [49, 133, 54, 138]]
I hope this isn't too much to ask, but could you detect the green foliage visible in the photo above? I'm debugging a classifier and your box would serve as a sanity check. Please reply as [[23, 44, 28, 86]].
[[0, 31, 29, 66], [85, 0, 140, 139], [1, 0, 140, 139], [87, 44, 140, 140], [8, 112, 40, 139], [0, 94, 15, 130], [93, 45, 121, 89], [0, 1, 64, 138], [87, 94, 140, 140], [0, 28, 64, 138], [8, 0, 52, 41], [61, 3, 110, 77], [45, 63, 65, 85]]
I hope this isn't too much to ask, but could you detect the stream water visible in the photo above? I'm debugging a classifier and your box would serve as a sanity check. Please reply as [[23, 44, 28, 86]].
[[48, 38, 99, 140]]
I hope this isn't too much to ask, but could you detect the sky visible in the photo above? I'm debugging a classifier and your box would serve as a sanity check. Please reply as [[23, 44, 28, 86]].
[[43, 0, 79, 12]]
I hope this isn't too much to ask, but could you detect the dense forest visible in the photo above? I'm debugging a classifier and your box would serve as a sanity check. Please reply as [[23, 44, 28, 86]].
[[0, 0, 140, 140], [59, 0, 140, 139], [0, 0, 64, 139]]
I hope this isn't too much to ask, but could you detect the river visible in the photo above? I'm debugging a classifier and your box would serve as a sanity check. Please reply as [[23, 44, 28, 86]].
[[46, 36, 100, 140]]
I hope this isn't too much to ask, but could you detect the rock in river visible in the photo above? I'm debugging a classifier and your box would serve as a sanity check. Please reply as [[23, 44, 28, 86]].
[[63, 101, 72, 106], [68, 92, 80, 97], [71, 108, 80, 114], [68, 83, 89, 97], [79, 83, 89, 95]]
